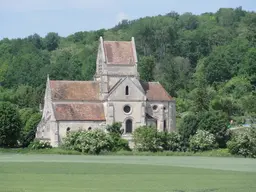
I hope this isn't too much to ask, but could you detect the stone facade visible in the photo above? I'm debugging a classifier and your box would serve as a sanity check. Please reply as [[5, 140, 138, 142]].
[[36, 37, 176, 147]]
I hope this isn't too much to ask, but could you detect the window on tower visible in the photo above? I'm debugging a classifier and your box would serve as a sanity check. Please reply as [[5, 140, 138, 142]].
[[125, 86, 129, 95]]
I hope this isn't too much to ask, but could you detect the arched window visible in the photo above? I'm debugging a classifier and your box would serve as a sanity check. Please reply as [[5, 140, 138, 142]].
[[125, 119, 133, 133], [66, 127, 70, 136], [125, 86, 129, 95]]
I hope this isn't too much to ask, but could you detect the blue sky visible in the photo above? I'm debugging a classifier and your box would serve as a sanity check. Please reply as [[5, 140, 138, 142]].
[[0, 0, 255, 39]]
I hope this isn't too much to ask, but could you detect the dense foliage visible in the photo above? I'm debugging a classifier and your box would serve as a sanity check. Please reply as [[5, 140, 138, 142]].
[[189, 130, 217, 152], [227, 128, 256, 158], [159, 131, 182, 151], [0, 102, 22, 147], [178, 113, 198, 144], [62, 123, 130, 154], [133, 126, 162, 152], [0, 8, 255, 121], [0, 7, 255, 153], [197, 111, 230, 148], [133, 126, 182, 152], [63, 129, 114, 154], [28, 139, 52, 150], [106, 122, 130, 151]]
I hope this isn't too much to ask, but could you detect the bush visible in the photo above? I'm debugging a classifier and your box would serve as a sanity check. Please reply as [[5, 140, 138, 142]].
[[133, 126, 162, 152], [28, 139, 52, 150], [159, 131, 182, 151], [0, 101, 22, 147], [106, 122, 130, 151], [63, 129, 113, 154], [197, 110, 230, 148], [227, 128, 256, 158], [110, 136, 130, 152], [62, 130, 82, 151], [189, 130, 217, 152]]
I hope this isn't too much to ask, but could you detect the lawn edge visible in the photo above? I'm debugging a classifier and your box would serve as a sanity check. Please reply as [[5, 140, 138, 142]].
[[0, 148, 243, 158]]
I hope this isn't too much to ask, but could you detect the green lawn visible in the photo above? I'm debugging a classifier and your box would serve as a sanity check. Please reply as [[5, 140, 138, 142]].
[[0, 154, 256, 192]]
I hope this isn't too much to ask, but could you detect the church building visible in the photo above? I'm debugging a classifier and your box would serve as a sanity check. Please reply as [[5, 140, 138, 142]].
[[36, 37, 176, 147]]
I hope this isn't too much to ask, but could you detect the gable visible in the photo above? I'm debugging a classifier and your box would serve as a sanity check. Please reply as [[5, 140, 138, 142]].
[[50, 80, 100, 101], [108, 77, 146, 101], [103, 41, 136, 65], [141, 82, 173, 101]]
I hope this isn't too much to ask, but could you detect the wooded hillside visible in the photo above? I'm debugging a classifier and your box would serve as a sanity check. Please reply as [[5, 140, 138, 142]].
[[0, 7, 255, 127]]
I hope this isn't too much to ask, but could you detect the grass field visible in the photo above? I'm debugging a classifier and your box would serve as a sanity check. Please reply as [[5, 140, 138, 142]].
[[0, 154, 256, 192]]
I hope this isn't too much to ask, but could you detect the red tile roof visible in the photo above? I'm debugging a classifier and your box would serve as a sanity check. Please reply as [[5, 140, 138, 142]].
[[50, 80, 100, 101], [142, 82, 173, 101], [103, 41, 135, 65], [53, 103, 105, 121]]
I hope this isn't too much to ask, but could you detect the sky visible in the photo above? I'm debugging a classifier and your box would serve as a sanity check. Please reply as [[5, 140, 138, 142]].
[[0, 0, 255, 39]]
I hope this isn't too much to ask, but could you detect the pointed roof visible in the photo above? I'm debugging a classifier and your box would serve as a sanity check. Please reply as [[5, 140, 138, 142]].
[[101, 37, 137, 65]]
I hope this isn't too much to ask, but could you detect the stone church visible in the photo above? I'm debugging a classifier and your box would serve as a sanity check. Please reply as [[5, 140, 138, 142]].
[[36, 37, 176, 147]]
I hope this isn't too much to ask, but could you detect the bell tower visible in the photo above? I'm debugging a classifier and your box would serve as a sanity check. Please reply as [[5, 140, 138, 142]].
[[94, 36, 139, 98]]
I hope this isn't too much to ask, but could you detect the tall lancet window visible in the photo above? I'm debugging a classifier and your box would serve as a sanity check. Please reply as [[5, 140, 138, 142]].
[[125, 86, 129, 95], [126, 119, 133, 133]]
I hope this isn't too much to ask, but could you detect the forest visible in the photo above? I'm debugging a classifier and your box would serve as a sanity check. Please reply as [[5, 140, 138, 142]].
[[0, 7, 255, 153]]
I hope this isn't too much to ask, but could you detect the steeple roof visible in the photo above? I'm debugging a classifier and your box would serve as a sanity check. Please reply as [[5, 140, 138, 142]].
[[100, 37, 137, 65]]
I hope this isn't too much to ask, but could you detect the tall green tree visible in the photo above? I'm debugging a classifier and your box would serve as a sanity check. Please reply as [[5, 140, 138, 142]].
[[44, 32, 60, 51], [0, 102, 21, 147], [138, 55, 155, 82]]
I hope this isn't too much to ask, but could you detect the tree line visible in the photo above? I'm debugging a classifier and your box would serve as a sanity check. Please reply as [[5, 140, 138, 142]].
[[0, 7, 255, 151]]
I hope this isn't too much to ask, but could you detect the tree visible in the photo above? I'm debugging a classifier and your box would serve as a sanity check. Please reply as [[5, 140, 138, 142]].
[[191, 59, 210, 112], [20, 112, 42, 147], [138, 55, 155, 82], [27, 33, 43, 49], [197, 110, 229, 148], [210, 96, 242, 117], [44, 32, 60, 51], [178, 113, 199, 146], [241, 48, 256, 79], [0, 102, 21, 147]]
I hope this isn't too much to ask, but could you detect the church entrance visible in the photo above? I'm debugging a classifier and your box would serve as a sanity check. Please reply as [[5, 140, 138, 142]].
[[125, 119, 133, 133]]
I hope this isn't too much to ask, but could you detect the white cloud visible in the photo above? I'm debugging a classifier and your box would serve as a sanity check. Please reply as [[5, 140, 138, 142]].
[[116, 11, 129, 23], [0, 0, 116, 12]]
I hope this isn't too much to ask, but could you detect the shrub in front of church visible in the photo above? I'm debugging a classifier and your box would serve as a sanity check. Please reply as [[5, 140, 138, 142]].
[[62, 130, 82, 151], [28, 139, 52, 149], [158, 131, 182, 151], [63, 129, 114, 154], [133, 126, 163, 152], [106, 122, 131, 151], [227, 127, 256, 158], [189, 130, 217, 152]]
